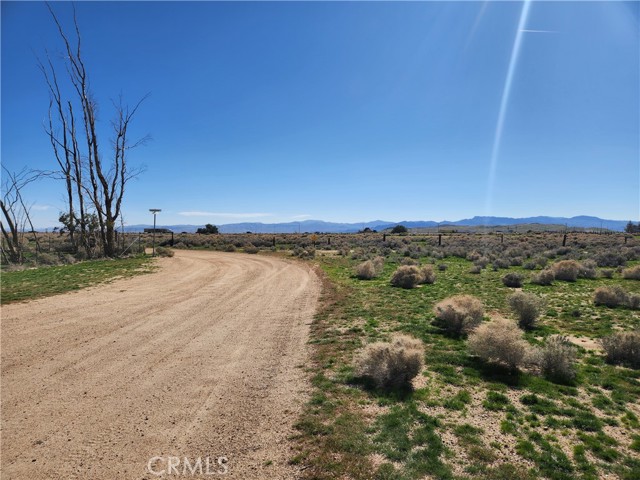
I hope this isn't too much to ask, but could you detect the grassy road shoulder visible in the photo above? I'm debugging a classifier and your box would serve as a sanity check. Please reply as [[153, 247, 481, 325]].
[[1, 256, 156, 304], [293, 254, 640, 480]]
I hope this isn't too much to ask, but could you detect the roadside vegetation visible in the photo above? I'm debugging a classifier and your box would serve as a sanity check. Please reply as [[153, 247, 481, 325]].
[[5, 229, 638, 478], [257, 231, 639, 480], [1, 255, 154, 304]]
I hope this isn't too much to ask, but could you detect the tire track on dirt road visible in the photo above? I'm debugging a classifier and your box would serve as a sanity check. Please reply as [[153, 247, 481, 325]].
[[1, 250, 320, 479]]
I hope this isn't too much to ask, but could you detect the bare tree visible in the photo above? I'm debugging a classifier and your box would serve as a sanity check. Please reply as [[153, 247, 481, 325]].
[[1, 168, 41, 264], [39, 53, 81, 251], [43, 3, 147, 257]]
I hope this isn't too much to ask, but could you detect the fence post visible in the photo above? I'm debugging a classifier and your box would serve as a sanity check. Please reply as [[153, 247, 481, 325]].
[[562, 234, 567, 247], [438, 234, 442, 246]]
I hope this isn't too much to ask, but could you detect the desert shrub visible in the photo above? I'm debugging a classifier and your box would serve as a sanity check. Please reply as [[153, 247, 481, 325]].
[[600, 269, 614, 279], [508, 291, 542, 330], [492, 258, 511, 270], [62, 254, 77, 265], [399, 257, 418, 266], [593, 286, 629, 308], [434, 295, 484, 336], [36, 252, 60, 265], [390, 265, 422, 289], [474, 256, 490, 269], [468, 317, 528, 370], [600, 331, 640, 369], [419, 265, 436, 284], [502, 272, 524, 288], [467, 251, 482, 261], [223, 244, 236, 252], [355, 334, 425, 390], [552, 260, 580, 282], [531, 269, 555, 286], [578, 260, 598, 279], [622, 265, 640, 280], [510, 256, 524, 267], [596, 252, 626, 268], [628, 293, 640, 310], [469, 265, 482, 274], [355, 260, 377, 280], [295, 248, 315, 259], [524, 256, 548, 270], [372, 256, 385, 274], [244, 243, 259, 254], [154, 246, 174, 257], [539, 336, 577, 383]]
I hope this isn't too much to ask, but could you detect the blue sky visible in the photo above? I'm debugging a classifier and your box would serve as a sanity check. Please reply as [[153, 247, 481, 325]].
[[2, 1, 638, 228]]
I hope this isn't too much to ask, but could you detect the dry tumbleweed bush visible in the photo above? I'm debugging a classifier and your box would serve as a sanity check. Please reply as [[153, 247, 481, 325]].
[[508, 291, 542, 330], [390, 265, 422, 289], [600, 331, 640, 369], [433, 295, 484, 336], [539, 335, 577, 383], [355, 334, 425, 390], [468, 317, 528, 370]]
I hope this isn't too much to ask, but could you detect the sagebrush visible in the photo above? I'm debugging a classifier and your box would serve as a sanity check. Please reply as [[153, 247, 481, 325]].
[[433, 295, 484, 336], [355, 334, 425, 390], [600, 331, 640, 369], [508, 291, 542, 330], [538, 335, 577, 383], [468, 317, 528, 370]]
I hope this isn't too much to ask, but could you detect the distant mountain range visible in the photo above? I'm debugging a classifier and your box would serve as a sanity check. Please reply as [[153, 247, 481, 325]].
[[123, 215, 631, 234]]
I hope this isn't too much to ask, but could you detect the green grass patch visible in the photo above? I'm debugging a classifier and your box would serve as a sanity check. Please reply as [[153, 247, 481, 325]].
[[1, 256, 155, 303], [293, 240, 640, 479]]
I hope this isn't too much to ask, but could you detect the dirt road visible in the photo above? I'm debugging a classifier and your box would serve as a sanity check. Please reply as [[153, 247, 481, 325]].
[[1, 250, 320, 479]]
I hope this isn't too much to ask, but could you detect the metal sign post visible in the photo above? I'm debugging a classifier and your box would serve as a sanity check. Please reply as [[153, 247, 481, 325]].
[[149, 209, 161, 256]]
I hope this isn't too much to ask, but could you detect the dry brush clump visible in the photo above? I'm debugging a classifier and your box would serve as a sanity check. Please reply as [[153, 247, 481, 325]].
[[243, 243, 259, 254], [154, 246, 174, 257], [552, 260, 580, 282], [578, 259, 598, 279], [622, 265, 640, 280], [531, 269, 555, 286], [468, 317, 528, 370], [433, 295, 484, 336], [538, 336, 577, 384], [419, 265, 436, 284], [372, 256, 385, 273], [390, 265, 423, 289], [502, 272, 524, 288], [508, 291, 542, 330], [469, 265, 483, 275], [593, 285, 640, 309], [354, 334, 425, 390], [600, 331, 640, 369], [600, 269, 614, 279], [355, 260, 377, 280]]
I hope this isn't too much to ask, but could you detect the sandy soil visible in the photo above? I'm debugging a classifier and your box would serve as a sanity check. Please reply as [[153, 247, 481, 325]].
[[1, 250, 320, 479]]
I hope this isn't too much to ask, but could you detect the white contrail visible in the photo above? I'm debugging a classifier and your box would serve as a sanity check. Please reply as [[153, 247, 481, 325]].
[[521, 29, 556, 33], [484, 0, 533, 218]]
